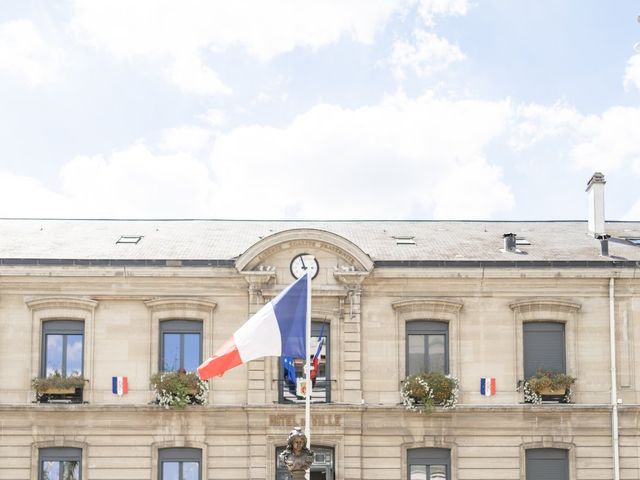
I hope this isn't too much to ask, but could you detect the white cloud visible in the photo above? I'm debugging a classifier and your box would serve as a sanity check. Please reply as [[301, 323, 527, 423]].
[[623, 199, 640, 220], [209, 92, 514, 219], [509, 101, 582, 150], [0, 92, 515, 220], [160, 125, 212, 153], [623, 54, 640, 91], [570, 106, 640, 173], [70, 0, 407, 61], [198, 109, 226, 128], [418, 0, 469, 26], [389, 29, 465, 79], [0, 19, 67, 87], [167, 53, 232, 96]]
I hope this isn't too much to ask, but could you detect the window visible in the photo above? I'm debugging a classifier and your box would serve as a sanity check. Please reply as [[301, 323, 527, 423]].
[[525, 448, 568, 480], [160, 320, 202, 372], [406, 321, 448, 376], [279, 321, 330, 403], [158, 448, 201, 480], [42, 321, 84, 377], [523, 322, 565, 378], [39, 447, 81, 480], [276, 446, 334, 480], [407, 448, 450, 480]]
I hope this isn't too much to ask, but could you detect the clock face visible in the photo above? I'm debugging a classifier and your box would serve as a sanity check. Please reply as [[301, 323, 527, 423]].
[[290, 254, 319, 279]]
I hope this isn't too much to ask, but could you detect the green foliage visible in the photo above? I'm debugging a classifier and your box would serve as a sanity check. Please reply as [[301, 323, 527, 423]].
[[401, 371, 459, 412], [150, 370, 208, 408]]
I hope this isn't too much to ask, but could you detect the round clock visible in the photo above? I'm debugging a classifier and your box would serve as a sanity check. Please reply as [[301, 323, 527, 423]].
[[290, 253, 319, 279]]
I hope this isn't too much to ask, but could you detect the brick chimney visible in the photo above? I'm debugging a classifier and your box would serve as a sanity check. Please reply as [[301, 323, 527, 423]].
[[586, 172, 606, 237]]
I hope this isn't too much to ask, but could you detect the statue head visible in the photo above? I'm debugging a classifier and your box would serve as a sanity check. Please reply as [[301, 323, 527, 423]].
[[286, 427, 308, 454]]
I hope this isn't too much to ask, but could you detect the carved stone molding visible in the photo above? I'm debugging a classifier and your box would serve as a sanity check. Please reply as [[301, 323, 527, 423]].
[[25, 296, 98, 313], [144, 298, 217, 314], [510, 298, 581, 318], [333, 271, 370, 286], [240, 271, 277, 289], [392, 298, 463, 318]]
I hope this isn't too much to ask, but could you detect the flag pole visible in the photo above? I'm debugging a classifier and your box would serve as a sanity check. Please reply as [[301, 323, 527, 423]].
[[304, 271, 312, 480]]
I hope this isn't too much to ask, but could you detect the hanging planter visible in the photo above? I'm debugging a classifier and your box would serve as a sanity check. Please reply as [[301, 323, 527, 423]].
[[32, 373, 86, 403]]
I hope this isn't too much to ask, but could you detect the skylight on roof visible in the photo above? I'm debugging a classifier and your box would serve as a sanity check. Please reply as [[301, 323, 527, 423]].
[[626, 238, 640, 246], [516, 237, 531, 245], [116, 235, 143, 244], [393, 236, 416, 245]]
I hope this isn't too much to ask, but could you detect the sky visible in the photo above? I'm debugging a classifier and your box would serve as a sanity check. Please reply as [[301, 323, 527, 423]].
[[0, 0, 639, 221]]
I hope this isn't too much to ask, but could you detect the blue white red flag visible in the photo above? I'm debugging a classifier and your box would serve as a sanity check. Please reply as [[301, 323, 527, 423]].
[[480, 377, 496, 397], [310, 324, 325, 383], [198, 274, 308, 380], [112, 376, 128, 395]]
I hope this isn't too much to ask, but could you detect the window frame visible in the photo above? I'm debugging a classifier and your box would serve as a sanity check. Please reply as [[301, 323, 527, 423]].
[[159, 319, 203, 372], [405, 320, 449, 376], [158, 447, 202, 480], [525, 448, 569, 480], [523, 321, 566, 378], [39, 447, 82, 480], [41, 320, 85, 377], [278, 320, 331, 404], [407, 447, 451, 480]]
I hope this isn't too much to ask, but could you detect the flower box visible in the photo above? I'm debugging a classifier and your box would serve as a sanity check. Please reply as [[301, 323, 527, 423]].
[[150, 370, 208, 408], [32, 374, 86, 404], [517, 371, 575, 404], [538, 386, 567, 396], [401, 371, 459, 412]]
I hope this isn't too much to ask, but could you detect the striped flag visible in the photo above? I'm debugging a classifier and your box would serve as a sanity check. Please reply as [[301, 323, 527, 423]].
[[198, 274, 308, 380], [112, 376, 128, 396], [480, 377, 496, 397]]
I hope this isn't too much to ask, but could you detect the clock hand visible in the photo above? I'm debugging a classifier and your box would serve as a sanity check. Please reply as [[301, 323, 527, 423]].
[[300, 256, 307, 270]]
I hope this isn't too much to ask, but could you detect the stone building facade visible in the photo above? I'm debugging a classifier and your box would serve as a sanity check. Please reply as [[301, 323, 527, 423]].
[[0, 215, 639, 479]]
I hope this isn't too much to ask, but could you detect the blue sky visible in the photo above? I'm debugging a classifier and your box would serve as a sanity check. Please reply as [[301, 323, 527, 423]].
[[0, 0, 638, 220]]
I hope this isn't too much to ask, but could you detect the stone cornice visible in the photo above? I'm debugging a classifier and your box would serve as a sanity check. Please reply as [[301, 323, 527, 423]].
[[509, 298, 581, 314]]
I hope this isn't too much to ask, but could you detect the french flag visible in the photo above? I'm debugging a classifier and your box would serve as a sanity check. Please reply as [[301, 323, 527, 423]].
[[198, 274, 308, 380], [112, 376, 128, 396], [310, 326, 325, 383], [480, 377, 496, 397]]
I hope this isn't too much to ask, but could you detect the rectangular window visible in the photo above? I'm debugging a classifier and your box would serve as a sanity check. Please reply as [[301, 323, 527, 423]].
[[279, 321, 330, 404], [42, 321, 84, 377], [407, 448, 450, 480], [39, 447, 81, 480], [526, 448, 568, 480], [159, 448, 201, 480], [406, 321, 448, 376], [523, 322, 565, 378], [160, 320, 203, 372]]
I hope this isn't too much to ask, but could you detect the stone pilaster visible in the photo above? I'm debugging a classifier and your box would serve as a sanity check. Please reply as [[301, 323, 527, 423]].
[[241, 271, 276, 405]]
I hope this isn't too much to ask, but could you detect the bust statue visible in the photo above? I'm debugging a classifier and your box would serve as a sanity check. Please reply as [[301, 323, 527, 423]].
[[279, 427, 314, 479]]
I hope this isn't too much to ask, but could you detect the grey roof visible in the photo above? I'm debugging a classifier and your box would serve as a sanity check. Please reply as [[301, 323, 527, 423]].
[[0, 218, 639, 265]]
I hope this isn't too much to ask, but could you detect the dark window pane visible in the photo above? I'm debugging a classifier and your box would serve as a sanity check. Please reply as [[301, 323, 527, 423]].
[[408, 335, 426, 375], [46, 335, 63, 377], [61, 461, 79, 480], [430, 465, 446, 480], [183, 462, 199, 480], [42, 461, 60, 480], [428, 335, 445, 373], [66, 335, 83, 376], [410, 465, 427, 480], [183, 334, 201, 372], [163, 334, 181, 372], [162, 462, 179, 480]]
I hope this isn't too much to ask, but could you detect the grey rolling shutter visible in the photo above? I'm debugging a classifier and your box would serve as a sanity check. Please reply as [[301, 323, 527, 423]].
[[526, 448, 568, 480], [523, 322, 565, 378]]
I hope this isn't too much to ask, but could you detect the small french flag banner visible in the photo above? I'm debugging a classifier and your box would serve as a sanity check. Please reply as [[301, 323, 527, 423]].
[[480, 377, 496, 397], [112, 376, 128, 396]]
